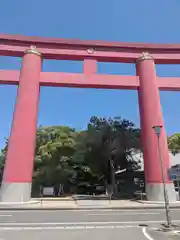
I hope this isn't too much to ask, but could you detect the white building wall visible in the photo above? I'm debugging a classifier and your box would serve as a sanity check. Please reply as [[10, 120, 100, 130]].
[[131, 151, 180, 171]]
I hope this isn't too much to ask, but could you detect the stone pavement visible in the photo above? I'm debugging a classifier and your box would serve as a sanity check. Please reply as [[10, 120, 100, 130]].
[[0, 198, 180, 210]]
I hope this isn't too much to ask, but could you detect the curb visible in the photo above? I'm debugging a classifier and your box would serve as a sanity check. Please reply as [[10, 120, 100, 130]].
[[0, 205, 180, 211], [32, 198, 73, 202]]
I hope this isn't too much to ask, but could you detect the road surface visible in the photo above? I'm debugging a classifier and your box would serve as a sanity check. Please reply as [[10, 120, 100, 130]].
[[0, 208, 179, 239]]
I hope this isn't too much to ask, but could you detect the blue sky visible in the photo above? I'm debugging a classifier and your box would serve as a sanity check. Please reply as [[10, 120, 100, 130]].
[[0, 0, 180, 148]]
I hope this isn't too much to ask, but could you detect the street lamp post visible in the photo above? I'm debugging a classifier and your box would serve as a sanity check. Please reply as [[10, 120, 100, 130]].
[[152, 125, 172, 229]]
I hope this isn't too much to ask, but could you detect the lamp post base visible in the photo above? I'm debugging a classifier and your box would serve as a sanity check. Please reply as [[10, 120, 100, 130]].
[[146, 183, 177, 202]]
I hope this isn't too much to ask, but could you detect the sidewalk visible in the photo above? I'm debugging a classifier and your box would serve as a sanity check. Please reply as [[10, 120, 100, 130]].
[[0, 198, 180, 210]]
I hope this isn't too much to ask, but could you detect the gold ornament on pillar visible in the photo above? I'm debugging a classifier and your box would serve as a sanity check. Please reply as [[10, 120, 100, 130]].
[[87, 48, 95, 54], [137, 52, 153, 62], [24, 45, 41, 57]]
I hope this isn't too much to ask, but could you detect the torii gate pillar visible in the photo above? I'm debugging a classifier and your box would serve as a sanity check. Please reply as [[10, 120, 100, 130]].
[[0, 46, 41, 202], [136, 53, 176, 202]]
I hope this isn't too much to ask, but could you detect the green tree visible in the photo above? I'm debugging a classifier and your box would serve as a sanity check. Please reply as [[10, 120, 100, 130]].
[[33, 126, 78, 190], [0, 117, 141, 197], [0, 138, 8, 181], [74, 116, 141, 196], [168, 133, 180, 155], [0, 126, 81, 194]]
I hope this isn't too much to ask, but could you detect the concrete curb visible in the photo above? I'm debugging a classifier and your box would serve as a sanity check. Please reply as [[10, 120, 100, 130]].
[[0, 205, 180, 211], [137, 200, 179, 205], [33, 198, 73, 202], [0, 201, 40, 205]]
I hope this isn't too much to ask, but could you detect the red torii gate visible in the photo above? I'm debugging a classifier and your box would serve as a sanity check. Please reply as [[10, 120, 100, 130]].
[[0, 34, 179, 202]]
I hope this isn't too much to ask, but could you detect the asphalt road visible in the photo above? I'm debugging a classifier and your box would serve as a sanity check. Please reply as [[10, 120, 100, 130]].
[[0, 209, 179, 239]]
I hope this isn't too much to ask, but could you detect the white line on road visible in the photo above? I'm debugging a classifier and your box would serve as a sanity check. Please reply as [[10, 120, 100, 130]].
[[0, 225, 140, 231], [172, 230, 180, 235], [0, 220, 180, 226], [69, 209, 179, 212], [142, 227, 154, 240], [86, 212, 160, 216], [0, 208, 179, 213], [0, 215, 12, 217]]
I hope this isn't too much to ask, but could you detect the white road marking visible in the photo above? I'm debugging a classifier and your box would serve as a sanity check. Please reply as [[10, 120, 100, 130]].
[[0, 208, 179, 213], [86, 212, 160, 216], [0, 222, 136, 226], [0, 215, 12, 217], [142, 227, 154, 240], [0, 219, 180, 226], [69, 209, 179, 212], [0, 225, 140, 231], [172, 230, 180, 235]]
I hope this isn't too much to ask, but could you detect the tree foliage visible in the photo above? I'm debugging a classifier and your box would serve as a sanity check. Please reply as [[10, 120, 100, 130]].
[[74, 116, 141, 194], [33, 126, 78, 186], [0, 116, 141, 195], [168, 133, 180, 155]]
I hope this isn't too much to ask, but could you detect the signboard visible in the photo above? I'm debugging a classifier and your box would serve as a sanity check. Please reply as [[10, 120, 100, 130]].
[[42, 187, 54, 196], [168, 166, 180, 181], [169, 175, 178, 181]]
